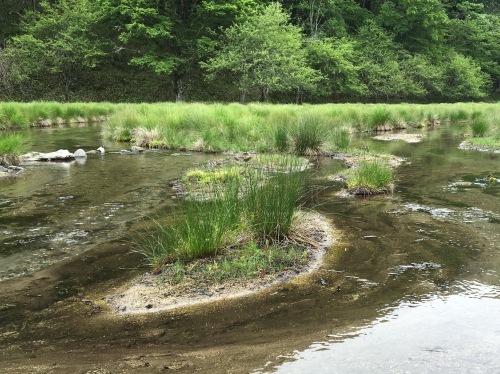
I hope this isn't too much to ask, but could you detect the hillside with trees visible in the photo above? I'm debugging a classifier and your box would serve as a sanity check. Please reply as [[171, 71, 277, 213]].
[[1, 0, 499, 103]]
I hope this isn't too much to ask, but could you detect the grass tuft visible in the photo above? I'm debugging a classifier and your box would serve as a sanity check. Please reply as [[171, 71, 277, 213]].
[[347, 160, 394, 195], [0, 133, 26, 166], [470, 118, 490, 138], [292, 114, 328, 155]]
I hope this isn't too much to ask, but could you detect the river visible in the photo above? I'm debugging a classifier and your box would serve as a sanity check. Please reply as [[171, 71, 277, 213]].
[[0, 123, 499, 373]]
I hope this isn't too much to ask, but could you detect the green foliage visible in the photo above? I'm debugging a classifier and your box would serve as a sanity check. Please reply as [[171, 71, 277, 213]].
[[377, 0, 449, 51], [305, 37, 366, 98], [470, 118, 490, 137], [244, 159, 306, 241], [0, 133, 26, 166], [7, 0, 108, 99], [347, 160, 394, 193], [332, 128, 351, 151], [203, 3, 320, 102], [292, 114, 329, 155], [140, 156, 307, 270]]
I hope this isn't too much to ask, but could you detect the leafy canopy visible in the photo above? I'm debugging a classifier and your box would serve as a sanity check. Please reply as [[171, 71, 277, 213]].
[[203, 3, 320, 101]]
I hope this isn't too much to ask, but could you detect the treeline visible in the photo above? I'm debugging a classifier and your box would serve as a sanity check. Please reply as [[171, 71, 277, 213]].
[[1, 0, 499, 103]]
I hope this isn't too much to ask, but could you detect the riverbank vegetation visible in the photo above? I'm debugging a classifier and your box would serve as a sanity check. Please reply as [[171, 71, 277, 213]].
[[98, 102, 499, 153], [346, 160, 395, 195], [0, 133, 25, 166], [460, 109, 500, 151], [0, 102, 115, 129], [138, 156, 325, 280], [1, 1, 499, 103]]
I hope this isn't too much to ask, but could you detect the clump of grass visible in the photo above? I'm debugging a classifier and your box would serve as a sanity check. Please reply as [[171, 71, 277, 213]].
[[470, 118, 490, 138], [466, 137, 500, 150], [181, 166, 252, 198], [132, 127, 163, 148], [142, 179, 243, 271], [245, 159, 306, 240], [274, 125, 289, 152], [140, 155, 308, 272], [292, 114, 328, 155], [449, 109, 469, 122], [367, 107, 394, 129], [347, 160, 394, 195], [0, 133, 26, 166], [331, 128, 351, 151], [0, 102, 114, 129]]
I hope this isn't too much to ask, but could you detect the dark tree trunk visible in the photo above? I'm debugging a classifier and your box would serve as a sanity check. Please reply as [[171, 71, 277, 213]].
[[259, 86, 269, 102], [172, 75, 186, 102], [296, 88, 304, 105]]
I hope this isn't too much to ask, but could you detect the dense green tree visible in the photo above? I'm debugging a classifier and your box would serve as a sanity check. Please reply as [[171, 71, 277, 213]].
[[447, 6, 500, 93], [377, 0, 449, 52], [203, 3, 320, 103], [306, 37, 366, 98], [282, 0, 370, 38], [355, 21, 421, 100], [6, 0, 108, 100], [105, 0, 259, 101]]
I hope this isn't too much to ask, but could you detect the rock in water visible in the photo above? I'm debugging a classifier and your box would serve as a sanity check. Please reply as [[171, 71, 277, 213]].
[[22, 149, 75, 161], [97, 146, 105, 154], [74, 149, 87, 158], [131, 146, 145, 152]]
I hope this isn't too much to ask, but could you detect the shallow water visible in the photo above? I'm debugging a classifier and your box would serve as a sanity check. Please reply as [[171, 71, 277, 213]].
[[0, 124, 499, 372], [261, 127, 500, 373], [0, 125, 214, 280]]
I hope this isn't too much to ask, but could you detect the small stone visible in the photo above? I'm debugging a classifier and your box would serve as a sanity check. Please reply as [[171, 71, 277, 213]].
[[131, 146, 145, 152], [74, 149, 87, 158]]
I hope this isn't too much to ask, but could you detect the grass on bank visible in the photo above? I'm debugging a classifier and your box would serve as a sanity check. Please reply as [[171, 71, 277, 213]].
[[2, 101, 499, 154], [138, 156, 308, 275], [0, 133, 26, 166], [462, 110, 500, 150], [100, 102, 500, 154], [0, 102, 116, 129]]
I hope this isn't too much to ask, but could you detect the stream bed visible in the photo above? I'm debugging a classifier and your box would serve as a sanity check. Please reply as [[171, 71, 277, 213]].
[[0, 123, 499, 373]]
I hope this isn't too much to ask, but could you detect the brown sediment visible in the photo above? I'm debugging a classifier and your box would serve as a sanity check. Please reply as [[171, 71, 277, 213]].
[[107, 211, 335, 314], [373, 133, 425, 143]]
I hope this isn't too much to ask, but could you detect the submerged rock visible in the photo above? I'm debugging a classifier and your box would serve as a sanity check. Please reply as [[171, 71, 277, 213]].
[[22, 149, 75, 161]]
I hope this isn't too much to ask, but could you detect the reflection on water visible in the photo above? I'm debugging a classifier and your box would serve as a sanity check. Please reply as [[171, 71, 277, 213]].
[[264, 282, 500, 373], [258, 127, 500, 373]]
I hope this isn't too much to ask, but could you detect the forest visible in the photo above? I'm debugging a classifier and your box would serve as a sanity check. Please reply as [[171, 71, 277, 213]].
[[1, 0, 499, 103]]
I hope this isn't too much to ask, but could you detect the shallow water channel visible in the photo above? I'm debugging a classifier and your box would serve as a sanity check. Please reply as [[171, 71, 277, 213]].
[[1, 123, 499, 373]]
